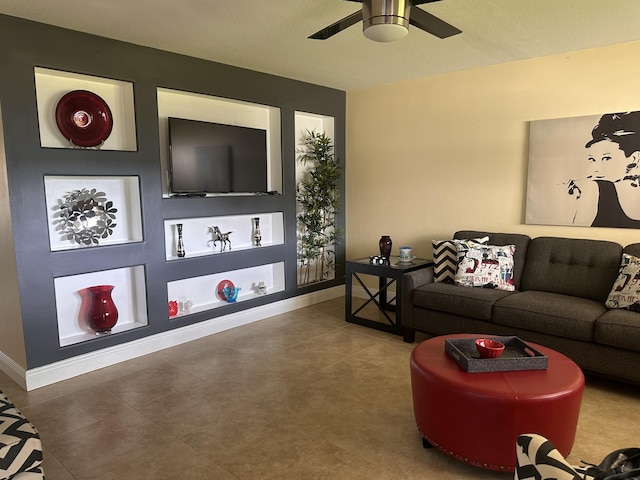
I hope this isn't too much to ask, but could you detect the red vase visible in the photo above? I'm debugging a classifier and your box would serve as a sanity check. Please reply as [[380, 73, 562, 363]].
[[86, 285, 118, 335], [379, 235, 392, 260]]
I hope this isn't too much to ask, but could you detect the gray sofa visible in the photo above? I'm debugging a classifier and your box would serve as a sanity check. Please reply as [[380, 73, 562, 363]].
[[401, 230, 640, 385]]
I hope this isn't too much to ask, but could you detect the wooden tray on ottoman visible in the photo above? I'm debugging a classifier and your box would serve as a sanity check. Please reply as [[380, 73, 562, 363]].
[[445, 336, 548, 373]]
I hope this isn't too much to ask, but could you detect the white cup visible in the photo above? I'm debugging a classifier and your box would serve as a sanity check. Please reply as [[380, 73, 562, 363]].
[[399, 246, 412, 261]]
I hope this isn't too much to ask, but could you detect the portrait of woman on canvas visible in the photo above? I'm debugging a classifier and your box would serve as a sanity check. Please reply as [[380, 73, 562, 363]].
[[565, 112, 640, 227]]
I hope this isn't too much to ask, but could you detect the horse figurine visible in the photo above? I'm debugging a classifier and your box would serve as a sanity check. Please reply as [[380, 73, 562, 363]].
[[207, 226, 232, 251]]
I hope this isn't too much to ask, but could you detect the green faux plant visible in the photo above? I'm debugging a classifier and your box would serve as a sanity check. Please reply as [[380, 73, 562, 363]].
[[296, 130, 343, 285]]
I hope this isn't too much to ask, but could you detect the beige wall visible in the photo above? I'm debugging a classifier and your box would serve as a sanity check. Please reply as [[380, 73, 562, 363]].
[[0, 103, 27, 369], [346, 40, 640, 261]]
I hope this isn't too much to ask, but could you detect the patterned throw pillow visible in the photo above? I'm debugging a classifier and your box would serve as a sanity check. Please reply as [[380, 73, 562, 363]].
[[605, 253, 640, 310], [454, 243, 516, 291], [432, 236, 488, 283]]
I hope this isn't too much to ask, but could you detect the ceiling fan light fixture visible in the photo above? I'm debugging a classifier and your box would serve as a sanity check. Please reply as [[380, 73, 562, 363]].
[[362, 0, 410, 42], [308, 0, 462, 42], [363, 19, 408, 42]]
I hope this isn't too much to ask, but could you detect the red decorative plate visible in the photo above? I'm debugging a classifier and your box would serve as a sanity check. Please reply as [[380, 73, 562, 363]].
[[55, 90, 113, 147], [216, 279, 235, 300]]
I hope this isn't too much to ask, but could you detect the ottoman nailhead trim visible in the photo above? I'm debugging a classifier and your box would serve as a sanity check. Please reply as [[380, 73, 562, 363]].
[[422, 434, 513, 472]]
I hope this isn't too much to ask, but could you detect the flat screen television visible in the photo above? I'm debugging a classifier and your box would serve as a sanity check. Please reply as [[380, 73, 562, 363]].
[[168, 117, 268, 195]]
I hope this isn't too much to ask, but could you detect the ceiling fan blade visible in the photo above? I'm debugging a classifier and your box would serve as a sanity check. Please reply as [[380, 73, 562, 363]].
[[409, 4, 461, 38], [308, 10, 362, 40], [410, 0, 442, 5]]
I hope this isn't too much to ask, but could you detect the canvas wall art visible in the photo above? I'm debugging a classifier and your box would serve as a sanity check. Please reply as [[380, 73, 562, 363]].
[[526, 111, 640, 228]]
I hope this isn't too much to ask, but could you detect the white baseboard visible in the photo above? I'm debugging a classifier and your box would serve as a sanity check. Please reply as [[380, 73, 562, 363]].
[[0, 351, 29, 390], [2, 286, 344, 391]]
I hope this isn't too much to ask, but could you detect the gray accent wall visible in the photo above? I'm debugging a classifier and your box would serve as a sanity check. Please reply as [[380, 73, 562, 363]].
[[0, 14, 346, 369]]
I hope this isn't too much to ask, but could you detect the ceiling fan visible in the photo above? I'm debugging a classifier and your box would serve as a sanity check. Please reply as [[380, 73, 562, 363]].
[[309, 0, 461, 43]]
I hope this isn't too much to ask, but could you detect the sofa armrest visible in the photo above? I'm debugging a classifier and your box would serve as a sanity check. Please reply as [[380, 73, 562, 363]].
[[401, 266, 434, 342], [404, 266, 435, 290]]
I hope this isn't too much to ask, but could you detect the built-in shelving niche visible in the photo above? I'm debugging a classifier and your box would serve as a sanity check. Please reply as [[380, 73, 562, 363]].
[[54, 265, 148, 347], [157, 87, 282, 197], [44, 175, 143, 251], [294, 111, 337, 286], [164, 212, 284, 261], [167, 262, 286, 319], [34, 67, 137, 151]]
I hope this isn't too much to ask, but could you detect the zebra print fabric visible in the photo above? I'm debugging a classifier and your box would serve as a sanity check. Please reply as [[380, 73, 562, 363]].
[[515, 433, 588, 480], [0, 390, 44, 479], [515, 434, 640, 480]]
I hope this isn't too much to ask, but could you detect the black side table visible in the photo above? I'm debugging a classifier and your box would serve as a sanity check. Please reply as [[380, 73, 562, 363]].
[[345, 257, 433, 337]]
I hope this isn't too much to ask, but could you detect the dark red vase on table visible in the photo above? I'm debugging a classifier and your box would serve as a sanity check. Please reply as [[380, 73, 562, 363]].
[[379, 235, 392, 261], [86, 285, 118, 335]]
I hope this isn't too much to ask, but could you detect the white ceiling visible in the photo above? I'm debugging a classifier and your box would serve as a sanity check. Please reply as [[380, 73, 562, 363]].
[[1, 0, 640, 91]]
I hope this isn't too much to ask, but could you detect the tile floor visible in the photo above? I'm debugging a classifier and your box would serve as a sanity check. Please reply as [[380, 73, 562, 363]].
[[0, 297, 638, 479]]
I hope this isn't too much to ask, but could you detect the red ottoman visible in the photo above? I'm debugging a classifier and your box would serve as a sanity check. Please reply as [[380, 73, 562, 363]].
[[410, 334, 584, 471]]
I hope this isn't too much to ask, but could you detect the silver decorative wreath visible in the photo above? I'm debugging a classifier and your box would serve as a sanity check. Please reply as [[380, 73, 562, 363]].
[[54, 188, 117, 246]]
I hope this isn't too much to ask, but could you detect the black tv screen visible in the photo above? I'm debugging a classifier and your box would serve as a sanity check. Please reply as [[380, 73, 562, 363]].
[[168, 117, 268, 194]]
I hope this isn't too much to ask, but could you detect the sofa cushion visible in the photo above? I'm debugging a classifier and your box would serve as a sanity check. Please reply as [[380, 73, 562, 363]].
[[454, 243, 515, 291], [493, 291, 604, 342], [432, 236, 488, 284], [413, 282, 513, 321], [520, 237, 622, 302], [605, 253, 640, 310], [595, 309, 640, 353], [454, 231, 530, 289]]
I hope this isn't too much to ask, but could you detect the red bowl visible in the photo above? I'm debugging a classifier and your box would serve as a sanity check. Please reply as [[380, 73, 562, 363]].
[[475, 338, 505, 358]]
